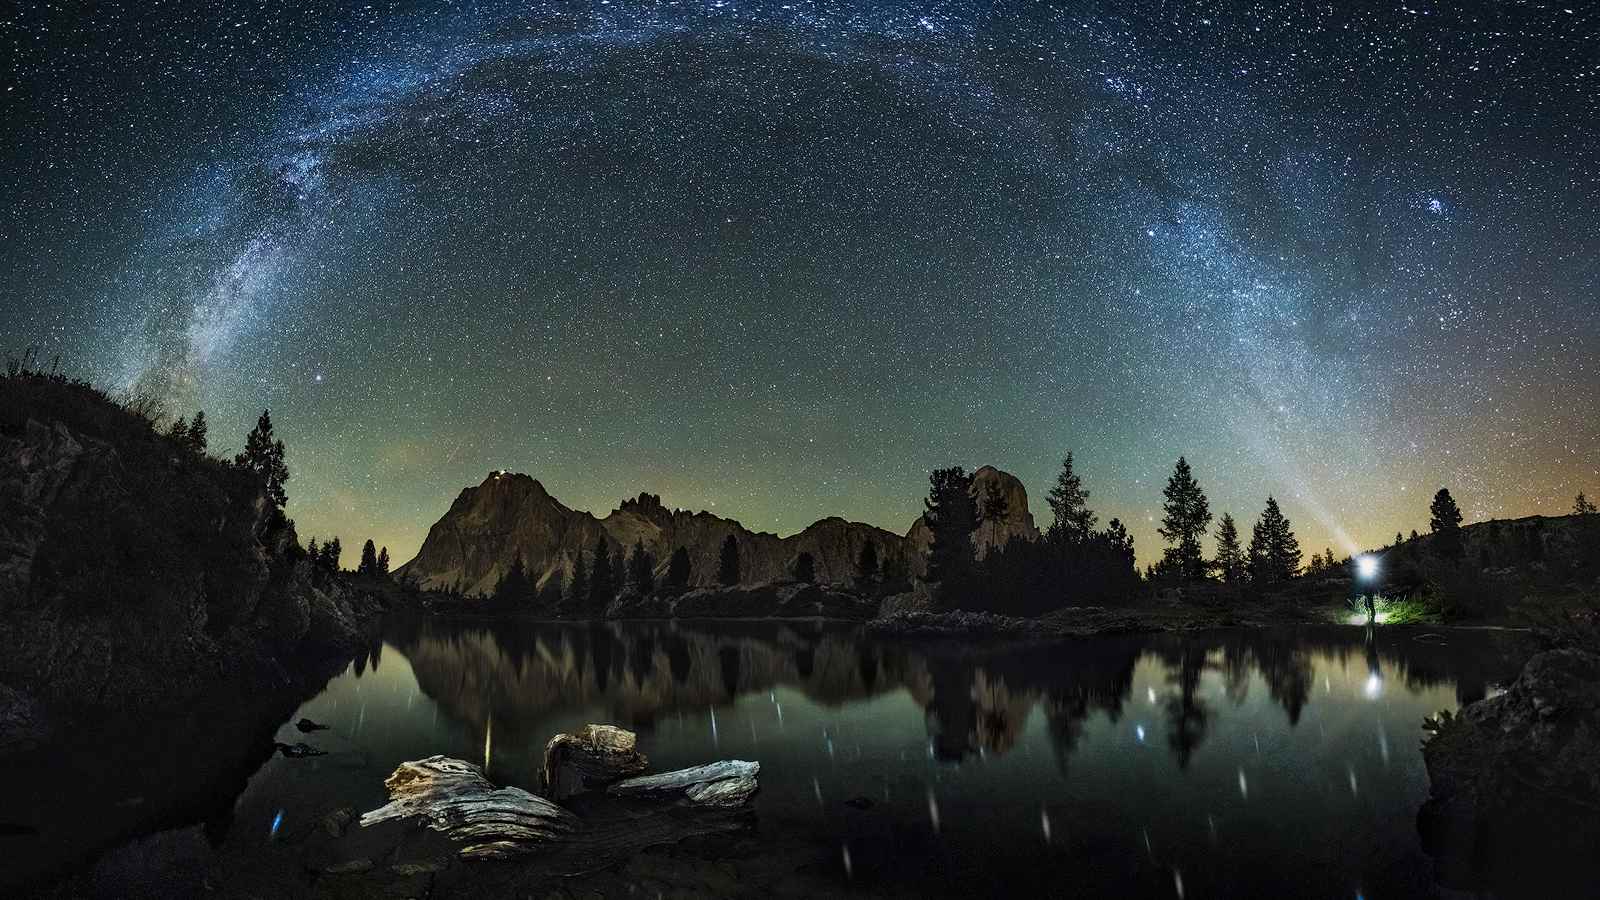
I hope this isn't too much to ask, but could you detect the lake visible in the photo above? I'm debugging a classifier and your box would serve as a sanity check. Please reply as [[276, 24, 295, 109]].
[[8, 618, 1547, 897]]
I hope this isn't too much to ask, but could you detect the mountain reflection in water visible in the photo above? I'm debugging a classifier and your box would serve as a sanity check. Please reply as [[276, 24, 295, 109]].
[[30, 619, 1539, 898]]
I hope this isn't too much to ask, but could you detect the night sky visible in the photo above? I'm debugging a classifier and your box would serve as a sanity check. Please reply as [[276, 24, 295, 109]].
[[3, 1, 1596, 566]]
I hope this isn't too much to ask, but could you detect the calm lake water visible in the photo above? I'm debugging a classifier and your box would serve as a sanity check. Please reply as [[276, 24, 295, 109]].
[[16, 618, 1545, 898]]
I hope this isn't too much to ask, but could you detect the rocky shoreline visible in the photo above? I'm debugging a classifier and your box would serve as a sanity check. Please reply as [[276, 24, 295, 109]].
[[1418, 634, 1600, 896]]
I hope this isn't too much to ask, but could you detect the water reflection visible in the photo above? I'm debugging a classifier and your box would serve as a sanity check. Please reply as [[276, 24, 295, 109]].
[[374, 617, 1520, 778], [10, 618, 1540, 897]]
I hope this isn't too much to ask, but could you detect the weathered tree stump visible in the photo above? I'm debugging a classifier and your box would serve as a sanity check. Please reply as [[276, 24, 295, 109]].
[[608, 759, 760, 807], [359, 756, 578, 859], [541, 723, 649, 800]]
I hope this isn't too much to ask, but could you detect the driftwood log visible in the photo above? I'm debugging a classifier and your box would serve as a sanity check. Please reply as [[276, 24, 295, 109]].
[[608, 760, 760, 807], [361, 726, 759, 866], [359, 756, 578, 859], [541, 723, 649, 800]]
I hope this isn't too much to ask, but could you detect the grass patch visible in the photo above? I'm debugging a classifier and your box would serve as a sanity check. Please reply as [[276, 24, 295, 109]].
[[1342, 593, 1441, 625]]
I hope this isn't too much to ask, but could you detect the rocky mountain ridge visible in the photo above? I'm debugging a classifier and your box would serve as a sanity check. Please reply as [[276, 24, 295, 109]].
[[398, 465, 1042, 596]]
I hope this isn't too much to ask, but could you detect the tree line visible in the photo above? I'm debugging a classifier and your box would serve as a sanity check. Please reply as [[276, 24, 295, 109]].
[[166, 405, 397, 583], [916, 450, 1489, 615]]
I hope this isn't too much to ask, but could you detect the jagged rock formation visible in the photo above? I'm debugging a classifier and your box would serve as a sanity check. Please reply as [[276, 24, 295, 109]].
[[0, 374, 386, 741], [399, 465, 1041, 598]]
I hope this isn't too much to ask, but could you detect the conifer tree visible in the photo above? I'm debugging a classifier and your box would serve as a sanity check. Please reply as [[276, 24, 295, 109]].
[[924, 467, 978, 592], [718, 534, 741, 586], [377, 546, 390, 576], [793, 551, 816, 583], [1574, 493, 1598, 516], [627, 539, 655, 593], [186, 410, 208, 453], [235, 409, 290, 509], [1212, 513, 1247, 584], [321, 536, 342, 572], [1158, 457, 1212, 582], [168, 416, 189, 443], [1045, 451, 1096, 542], [589, 535, 615, 607], [1430, 488, 1464, 559], [1246, 497, 1301, 584], [306, 536, 319, 562], [1103, 518, 1135, 558], [1103, 518, 1137, 580], [668, 546, 692, 589], [980, 480, 1008, 526], [501, 552, 534, 608], [856, 540, 880, 583], [358, 539, 379, 576]]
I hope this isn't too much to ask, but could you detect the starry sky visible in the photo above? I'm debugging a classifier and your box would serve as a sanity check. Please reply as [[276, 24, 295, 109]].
[[3, 1, 1597, 567]]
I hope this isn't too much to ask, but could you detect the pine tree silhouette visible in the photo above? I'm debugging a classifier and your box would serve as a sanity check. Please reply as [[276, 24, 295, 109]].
[[718, 535, 741, 586], [856, 540, 880, 583], [793, 551, 815, 583], [668, 546, 692, 589], [186, 410, 208, 453], [1045, 451, 1097, 542], [320, 537, 342, 573], [1246, 497, 1301, 584], [924, 467, 977, 594], [235, 409, 289, 509], [377, 546, 390, 576], [1430, 488, 1464, 559], [1159, 457, 1212, 582], [1212, 513, 1246, 584], [358, 539, 378, 576], [628, 539, 655, 593], [589, 535, 615, 607]]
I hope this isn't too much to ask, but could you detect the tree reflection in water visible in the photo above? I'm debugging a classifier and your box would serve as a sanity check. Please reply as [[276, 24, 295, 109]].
[[383, 617, 1525, 775]]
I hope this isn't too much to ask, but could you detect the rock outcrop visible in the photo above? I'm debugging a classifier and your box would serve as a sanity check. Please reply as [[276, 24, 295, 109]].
[[1419, 646, 1600, 895], [398, 465, 1041, 599], [0, 374, 386, 741]]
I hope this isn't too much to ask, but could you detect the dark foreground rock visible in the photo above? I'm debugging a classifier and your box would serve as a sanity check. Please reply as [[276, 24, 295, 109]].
[[1419, 647, 1600, 896], [0, 374, 395, 746]]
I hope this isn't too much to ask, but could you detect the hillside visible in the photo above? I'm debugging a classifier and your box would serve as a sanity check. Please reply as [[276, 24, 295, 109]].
[[0, 371, 388, 747]]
